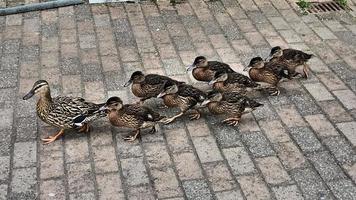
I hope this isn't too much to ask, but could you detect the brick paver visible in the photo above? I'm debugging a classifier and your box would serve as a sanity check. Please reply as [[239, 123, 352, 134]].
[[1, 0, 356, 199]]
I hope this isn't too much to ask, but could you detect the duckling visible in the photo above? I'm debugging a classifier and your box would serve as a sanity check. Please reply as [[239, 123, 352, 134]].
[[267, 46, 313, 78], [102, 96, 165, 142], [187, 56, 235, 82], [202, 91, 263, 126], [243, 57, 289, 96], [124, 71, 184, 104], [208, 71, 259, 94], [22, 80, 106, 144], [157, 81, 206, 124]]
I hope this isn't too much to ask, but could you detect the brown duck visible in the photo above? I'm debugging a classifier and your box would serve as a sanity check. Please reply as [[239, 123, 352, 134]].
[[22, 80, 106, 144], [102, 96, 164, 141], [202, 91, 263, 126], [208, 71, 259, 94], [243, 57, 289, 96], [157, 81, 207, 124], [267, 46, 313, 78], [124, 71, 184, 104], [187, 56, 235, 82]]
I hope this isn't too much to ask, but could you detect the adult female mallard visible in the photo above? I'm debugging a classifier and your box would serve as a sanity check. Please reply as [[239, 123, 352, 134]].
[[157, 81, 207, 124], [102, 96, 164, 141], [22, 80, 106, 144], [267, 46, 313, 78], [202, 91, 263, 126], [243, 57, 289, 96], [187, 56, 235, 82], [208, 71, 259, 94], [124, 71, 184, 104]]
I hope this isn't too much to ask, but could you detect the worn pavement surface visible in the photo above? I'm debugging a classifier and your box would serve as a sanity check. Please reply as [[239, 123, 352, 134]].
[[1, 0, 356, 199]]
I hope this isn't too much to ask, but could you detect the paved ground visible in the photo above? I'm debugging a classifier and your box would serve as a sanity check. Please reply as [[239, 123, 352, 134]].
[[1, 0, 356, 199]]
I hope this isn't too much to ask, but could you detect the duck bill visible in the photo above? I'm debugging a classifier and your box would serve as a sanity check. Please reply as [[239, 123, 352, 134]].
[[123, 79, 132, 87], [157, 92, 166, 98], [208, 80, 216, 86], [99, 105, 108, 111], [243, 65, 250, 71], [22, 89, 35, 100], [201, 99, 210, 106], [265, 55, 272, 61], [186, 64, 195, 71]]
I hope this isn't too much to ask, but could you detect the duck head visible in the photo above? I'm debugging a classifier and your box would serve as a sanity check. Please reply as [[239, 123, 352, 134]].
[[187, 56, 208, 71], [124, 71, 145, 87], [23, 80, 50, 100]]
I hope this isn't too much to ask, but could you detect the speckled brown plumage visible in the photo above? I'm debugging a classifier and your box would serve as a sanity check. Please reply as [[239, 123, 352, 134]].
[[210, 71, 259, 94], [188, 56, 235, 82], [268, 46, 313, 78], [125, 71, 183, 103], [23, 80, 106, 144], [158, 82, 207, 124], [203, 91, 263, 126], [104, 96, 164, 141]]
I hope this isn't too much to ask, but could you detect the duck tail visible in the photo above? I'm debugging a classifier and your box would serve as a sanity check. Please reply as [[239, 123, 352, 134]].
[[304, 53, 314, 60]]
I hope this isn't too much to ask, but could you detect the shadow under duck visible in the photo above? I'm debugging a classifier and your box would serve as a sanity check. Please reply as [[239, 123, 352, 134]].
[[22, 80, 106, 144], [209, 70, 259, 94], [202, 91, 263, 126], [267, 46, 313, 78], [102, 96, 165, 142], [187, 56, 235, 82], [244, 57, 289, 96], [157, 81, 207, 124], [124, 71, 184, 104]]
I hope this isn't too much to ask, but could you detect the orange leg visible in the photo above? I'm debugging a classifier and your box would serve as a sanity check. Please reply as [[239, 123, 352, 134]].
[[123, 130, 141, 142], [78, 123, 90, 133], [189, 109, 201, 120], [41, 129, 65, 144], [222, 117, 241, 126]]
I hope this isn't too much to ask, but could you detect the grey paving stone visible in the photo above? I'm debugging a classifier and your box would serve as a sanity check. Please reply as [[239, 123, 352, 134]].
[[69, 192, 96, 200], [272, 185, 304, 200], [162, 58, 186, 76], [10, 167, 37, 199], [210, 123, 242, 148], [67, 162, 95, 193], [247, 11, 269, 24], [322, 136, 356, 164], [173, 36, 195, 51], [127, 184, 155, 200], [182, 179, 213, 200], [0, 156, 9, 182], [2, 40, 21, 54], [181, 15, 200, 29], [13, 141, 36, 168], [327, 179, 356, 200], [288, 92, 322, 116], [291, 168, 334, 200], [60, 58, 82, 75], [241, 131, 275, 157], [289, 127, 322, 153], [337, 122, 356, 147], [307, 151, 347, 181], [1, 54, 20, 70], [223, 147, 256, 175], [0, 184, 7, 200], [15, 117, 37, 141], [0, 70, 17, 89], [215, 189, 244, 200], [146, 16, 167, 31], [121, 157, 149, 186], [201, 21, 222, 35], [252, 99, 279, 121], [192, 135, 223, 163]]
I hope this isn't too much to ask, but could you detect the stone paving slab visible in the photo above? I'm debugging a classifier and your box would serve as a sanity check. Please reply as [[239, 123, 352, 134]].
[[0, 0, 356, 199]]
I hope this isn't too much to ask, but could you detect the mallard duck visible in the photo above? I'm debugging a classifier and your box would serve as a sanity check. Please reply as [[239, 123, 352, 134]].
[[208, 71, 259, 94], [101, 96, 165, 141], [22, 80, 106, 144], [157, 81, 206, 124], [202, 91, 263, 126], [124, 71, 184, 104], [187, 56, 235, 82], [267, 46, 313, 78], [243, 57, 289, 96]]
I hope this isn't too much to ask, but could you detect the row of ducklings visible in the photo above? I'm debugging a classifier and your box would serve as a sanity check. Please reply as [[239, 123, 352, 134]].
[[23, 46, 313, 144]]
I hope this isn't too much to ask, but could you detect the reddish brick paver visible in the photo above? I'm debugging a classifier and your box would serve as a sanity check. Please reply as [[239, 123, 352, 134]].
[[1, 0, 356, 199]]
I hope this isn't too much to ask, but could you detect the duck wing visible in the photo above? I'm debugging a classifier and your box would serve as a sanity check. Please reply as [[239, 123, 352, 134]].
[[122, 104, 163, 122], [145, 74, 184, 85], [178, 84, 207, 102], [208, 61, 235, 73], [283, 49, 313, 62], [226, 73, 259, 88]]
